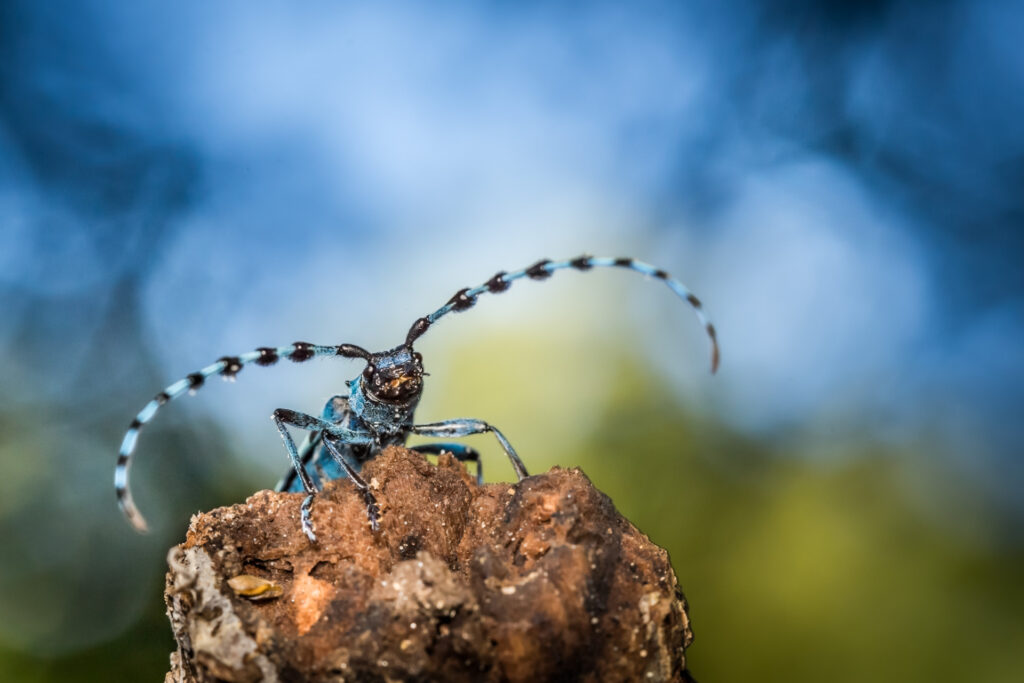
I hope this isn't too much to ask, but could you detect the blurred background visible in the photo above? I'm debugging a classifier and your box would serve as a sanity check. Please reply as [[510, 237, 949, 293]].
[[1, 0, 1022, 680]]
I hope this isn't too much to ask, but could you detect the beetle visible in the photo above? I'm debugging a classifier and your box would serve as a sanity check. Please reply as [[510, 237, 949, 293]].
[[116, 255, 718, 541]]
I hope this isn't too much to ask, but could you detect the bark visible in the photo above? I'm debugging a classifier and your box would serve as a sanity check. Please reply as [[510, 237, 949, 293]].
[[164, 446, 695, 682]]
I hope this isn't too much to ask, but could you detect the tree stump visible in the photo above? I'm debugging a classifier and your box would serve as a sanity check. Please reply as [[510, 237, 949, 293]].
[[164, 446, 695, 682]]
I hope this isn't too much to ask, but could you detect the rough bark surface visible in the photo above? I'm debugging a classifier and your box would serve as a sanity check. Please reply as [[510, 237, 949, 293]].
[[164, 446, 694, 683]]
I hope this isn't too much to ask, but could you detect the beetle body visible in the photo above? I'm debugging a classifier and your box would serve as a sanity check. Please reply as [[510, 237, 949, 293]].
[[116, 256, 717, 541]]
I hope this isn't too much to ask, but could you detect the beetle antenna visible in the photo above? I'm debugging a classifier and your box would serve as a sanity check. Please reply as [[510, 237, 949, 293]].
[[115, 341, 370, 531], [404, 256, 719, 373]]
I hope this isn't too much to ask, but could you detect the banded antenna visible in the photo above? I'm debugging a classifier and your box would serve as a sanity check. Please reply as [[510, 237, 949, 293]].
[[406, 255, 720, 373], [115, 342, 371, 532]]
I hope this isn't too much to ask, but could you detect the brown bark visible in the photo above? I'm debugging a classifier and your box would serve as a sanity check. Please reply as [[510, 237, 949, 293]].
[[164, 446, 695, 682]]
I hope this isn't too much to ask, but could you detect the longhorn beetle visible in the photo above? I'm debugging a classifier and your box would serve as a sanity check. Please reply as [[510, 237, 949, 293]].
[[116, 256, 719, 541]]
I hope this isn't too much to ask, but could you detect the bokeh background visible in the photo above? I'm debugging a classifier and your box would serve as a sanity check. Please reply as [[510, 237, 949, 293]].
[[2, 1, 1023, 680]]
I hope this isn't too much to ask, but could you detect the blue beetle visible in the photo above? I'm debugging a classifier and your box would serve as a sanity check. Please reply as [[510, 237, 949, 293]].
[[116, 255, 718, 541]]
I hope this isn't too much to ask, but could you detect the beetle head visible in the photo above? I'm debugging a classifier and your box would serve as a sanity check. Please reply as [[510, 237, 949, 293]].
[[362, 345, 424, 403]]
